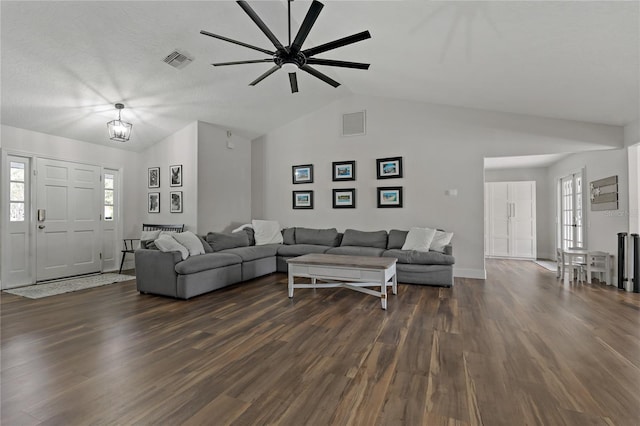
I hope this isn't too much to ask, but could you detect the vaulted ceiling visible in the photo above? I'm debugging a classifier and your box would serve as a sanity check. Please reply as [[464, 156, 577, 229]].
[[2, 1, 638, 152]]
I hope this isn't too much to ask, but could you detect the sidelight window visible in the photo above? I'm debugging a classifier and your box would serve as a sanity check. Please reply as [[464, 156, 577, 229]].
[[9, 161, 26, 222]]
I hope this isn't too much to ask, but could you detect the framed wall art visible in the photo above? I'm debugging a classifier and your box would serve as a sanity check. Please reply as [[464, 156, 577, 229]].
[[170, 191, 183, 213], [170, 164, 183, 187], [148, 192, 160, 213], [148, 167, 160, 188], [333, 188, 356, 208], [292, 164, 313, 184], [292, 190, 314, 209], [332, 160, 356, 181], [377, 186, 403, 208], [376, 156, 403, 179]]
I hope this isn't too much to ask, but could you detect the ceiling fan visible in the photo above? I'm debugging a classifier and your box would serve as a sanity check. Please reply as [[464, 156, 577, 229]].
[[200, 0, 371, 93]]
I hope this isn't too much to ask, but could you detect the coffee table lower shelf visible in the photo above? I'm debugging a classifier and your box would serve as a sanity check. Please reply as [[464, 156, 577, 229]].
[[286, 254, 398, 310]]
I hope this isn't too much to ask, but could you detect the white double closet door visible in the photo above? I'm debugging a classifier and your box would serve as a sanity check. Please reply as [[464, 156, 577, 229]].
[[485, 181, 537, 259], [35, 158, 102, 281]]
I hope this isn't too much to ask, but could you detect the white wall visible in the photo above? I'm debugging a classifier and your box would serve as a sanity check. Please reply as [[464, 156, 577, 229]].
[[252, 94, 625, 279], [197, 122, 252, 233], [484, 167, 552, 259], [139, 122, 198, 231], [548, 148, 629, 286]]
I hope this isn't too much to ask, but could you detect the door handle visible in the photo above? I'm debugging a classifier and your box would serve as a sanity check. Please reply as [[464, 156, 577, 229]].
[[38, 225, 45, 229]]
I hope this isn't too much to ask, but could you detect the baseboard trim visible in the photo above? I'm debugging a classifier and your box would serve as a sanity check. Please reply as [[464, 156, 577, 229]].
[[454, 268, 486, 280]]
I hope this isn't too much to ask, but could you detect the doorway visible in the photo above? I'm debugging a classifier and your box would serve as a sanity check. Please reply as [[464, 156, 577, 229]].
[[558, 170, 585, 250]]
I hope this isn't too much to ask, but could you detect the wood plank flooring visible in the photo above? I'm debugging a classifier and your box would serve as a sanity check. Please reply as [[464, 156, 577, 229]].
[[2, 259, 639, 425]]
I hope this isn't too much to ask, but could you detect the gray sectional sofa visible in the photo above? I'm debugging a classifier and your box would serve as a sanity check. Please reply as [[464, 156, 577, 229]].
[[135, 227, 454, 299]]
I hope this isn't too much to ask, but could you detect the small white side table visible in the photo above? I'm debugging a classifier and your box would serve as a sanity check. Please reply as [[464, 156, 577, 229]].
[[586, 251, 612, 285]]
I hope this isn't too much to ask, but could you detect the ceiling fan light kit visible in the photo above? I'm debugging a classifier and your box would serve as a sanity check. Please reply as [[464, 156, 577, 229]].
[[201, 0, 371, 93]]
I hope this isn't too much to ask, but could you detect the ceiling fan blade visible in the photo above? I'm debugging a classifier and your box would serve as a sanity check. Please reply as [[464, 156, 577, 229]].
[[212, 59, 273, 66], [237, 1, 284, 50], [306, 58, 370, 70], [249, 65, 280, 86], [300, 65, 340, 88], [290, 0, 324, 53], [200, 30, 274, 55], [303, 30, 371, 57], [289, 73, 299, 93]]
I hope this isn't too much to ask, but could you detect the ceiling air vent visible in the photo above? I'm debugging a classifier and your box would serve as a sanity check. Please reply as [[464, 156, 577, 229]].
[[163, 50, 193, 69]]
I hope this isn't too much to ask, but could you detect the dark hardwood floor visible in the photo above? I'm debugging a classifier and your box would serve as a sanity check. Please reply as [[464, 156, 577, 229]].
[[2, 259, 639, 425]]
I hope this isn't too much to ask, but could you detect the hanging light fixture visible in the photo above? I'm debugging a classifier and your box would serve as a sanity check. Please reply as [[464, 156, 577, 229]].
[[107, 103, 132, 142]]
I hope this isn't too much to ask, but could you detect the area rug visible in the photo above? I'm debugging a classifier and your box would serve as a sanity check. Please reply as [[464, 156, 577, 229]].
[[3, 273, 134, 299], [534, 260, 557, 272]]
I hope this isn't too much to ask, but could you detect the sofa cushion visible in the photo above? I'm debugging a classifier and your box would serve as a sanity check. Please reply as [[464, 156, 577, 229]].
[[382, 249, 455, 265], [326, 246, 385, 257], [431, 230, 454, 253], [282, 228, 296, 245], [277, 244, 332, 257], [243, 227, 256, 246], [175, 253, 242, 275], [387, 229, 408, 249], [221, 244, 279, 262], [295, 227, 340, 246], [207, 231, 249, 252], [341, 229, 387, 249]]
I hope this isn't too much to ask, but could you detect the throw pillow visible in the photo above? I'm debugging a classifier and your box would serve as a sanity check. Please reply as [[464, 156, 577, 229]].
[[206, 231, 250, 251], [282, 227, 296, 245], [341, 229, 388, 249], [141, 230, 161, 241], [402, 227, 437, 252], [172, 231, 205, 256], [387, 229, 409, 249], [154, 234, 189, 260], [198, 235, 214, 253], [232, 223, 253, 233], [252, 219, 284, 245], [430, 230, 454, 253]]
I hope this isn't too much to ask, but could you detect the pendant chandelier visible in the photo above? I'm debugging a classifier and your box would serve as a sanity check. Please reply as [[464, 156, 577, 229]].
[[107, 103, 132, 142]]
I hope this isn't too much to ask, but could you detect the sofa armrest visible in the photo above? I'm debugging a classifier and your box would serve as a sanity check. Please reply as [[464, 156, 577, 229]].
[[135, 249, 182, 297]]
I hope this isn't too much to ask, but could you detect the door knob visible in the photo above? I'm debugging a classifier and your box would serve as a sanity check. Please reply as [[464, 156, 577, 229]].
[[38, 225, 45, 229]]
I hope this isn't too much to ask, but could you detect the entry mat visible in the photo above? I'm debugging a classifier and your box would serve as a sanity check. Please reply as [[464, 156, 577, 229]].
[[3, 273, 134, 299]]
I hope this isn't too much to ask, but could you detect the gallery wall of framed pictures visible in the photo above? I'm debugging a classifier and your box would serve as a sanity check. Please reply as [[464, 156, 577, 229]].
[[289, 156, 404, 210], [146, 165, 185, 213]]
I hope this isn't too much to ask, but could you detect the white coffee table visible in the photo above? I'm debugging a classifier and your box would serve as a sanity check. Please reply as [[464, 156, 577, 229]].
[[286, 253, 398, 310]]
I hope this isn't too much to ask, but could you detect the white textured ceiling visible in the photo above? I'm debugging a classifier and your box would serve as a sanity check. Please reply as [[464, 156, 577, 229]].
[[2, 1, 638, 152]]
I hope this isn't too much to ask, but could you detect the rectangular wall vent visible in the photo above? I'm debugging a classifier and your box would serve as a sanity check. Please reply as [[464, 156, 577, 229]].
[[163, 50, 193, 69], [342, 110, 366, 137]]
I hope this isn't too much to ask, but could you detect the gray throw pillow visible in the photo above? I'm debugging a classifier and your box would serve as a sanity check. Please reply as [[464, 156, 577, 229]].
[[282, 227, 296, 245], [206, 231, 250, 252], [197, 235, 214, 253], [295, 227, 340, 246], [341, 229, 388, 249], [243, 227, 256, 246], [387, 229, 408, 249]]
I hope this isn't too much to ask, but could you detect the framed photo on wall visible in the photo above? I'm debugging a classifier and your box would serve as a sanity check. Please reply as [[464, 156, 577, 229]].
[[376, 157, 403, 179], [148, 192, 160, 213], [333, 188, 356, 208], [292, 190, 314, 209], [332, 161, 356, 181], [292, 164, 313, 184], [170, 191, 183, 213], [377, 186, 403, 208], [148, 167, 160, 188], [170, 164, 183, 187]]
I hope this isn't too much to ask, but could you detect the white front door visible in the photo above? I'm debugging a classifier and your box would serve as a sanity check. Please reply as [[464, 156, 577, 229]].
[[4, 156, 32, 287], [35, 158, 102, 281], [510, 181, 536, 258], [560, 172, 584, 250]]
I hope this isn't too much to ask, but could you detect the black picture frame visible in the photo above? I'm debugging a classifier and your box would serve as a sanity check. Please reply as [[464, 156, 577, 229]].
[[377, 186, 403, 208], [148, 167, 160, 188], [292, 164, 313, 184], [170, 191, 183, 213], [332, 160, 356, 181], [170, 164, 183, 187], [376, 156, 403, 179], [332, 188, 356, 208], [292, 190, 314, 209], [148, 192, 160, 213]]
